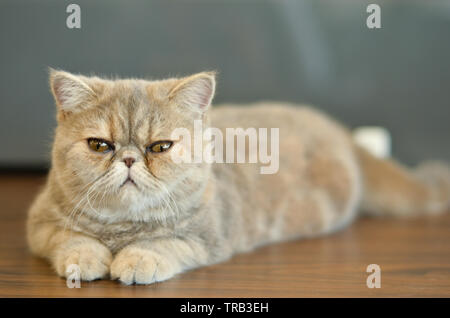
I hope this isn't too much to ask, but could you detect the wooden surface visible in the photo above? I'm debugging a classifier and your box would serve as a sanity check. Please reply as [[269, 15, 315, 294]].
[[0, 174, 449, 297]]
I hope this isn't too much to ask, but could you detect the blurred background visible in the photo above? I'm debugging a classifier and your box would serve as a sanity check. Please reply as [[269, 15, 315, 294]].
[[1, 0, 449, 170]]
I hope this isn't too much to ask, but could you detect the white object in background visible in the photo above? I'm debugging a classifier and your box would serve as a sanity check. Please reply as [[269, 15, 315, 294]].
[[353, 126, 391, 159]]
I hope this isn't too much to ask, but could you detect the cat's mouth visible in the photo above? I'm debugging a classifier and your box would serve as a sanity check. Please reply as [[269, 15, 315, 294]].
[[120, 176, 137, 188]]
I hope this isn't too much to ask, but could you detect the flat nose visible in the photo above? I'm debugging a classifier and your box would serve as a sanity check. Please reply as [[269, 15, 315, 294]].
[[123, 157, 136, 168]]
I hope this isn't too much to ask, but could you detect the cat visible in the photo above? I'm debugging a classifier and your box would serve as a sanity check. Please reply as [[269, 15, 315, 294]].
[[26, 69, 450, 285]]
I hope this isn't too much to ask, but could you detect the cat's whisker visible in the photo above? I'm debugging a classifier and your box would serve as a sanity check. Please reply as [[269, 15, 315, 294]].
[[136, 169, 181, 221], [64, 169, 118, 235], [63, 176, 101, 234], [73, 169, 121, 227], [154, 178, 181, 218], [63, 184, 97, 240]]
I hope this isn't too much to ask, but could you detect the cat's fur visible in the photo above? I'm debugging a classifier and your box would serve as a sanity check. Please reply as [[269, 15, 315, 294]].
[[26, 70, 450, 284]]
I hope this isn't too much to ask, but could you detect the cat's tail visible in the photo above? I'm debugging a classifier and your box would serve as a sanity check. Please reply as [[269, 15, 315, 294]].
[[355, 146, 450, 217]]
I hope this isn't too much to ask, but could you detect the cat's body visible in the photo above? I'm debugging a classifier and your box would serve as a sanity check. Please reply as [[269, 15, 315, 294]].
[[27, 71, 450, 284]]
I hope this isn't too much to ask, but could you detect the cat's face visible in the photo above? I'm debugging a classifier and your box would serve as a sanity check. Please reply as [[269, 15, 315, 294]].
[[49, 70, 215, 221]]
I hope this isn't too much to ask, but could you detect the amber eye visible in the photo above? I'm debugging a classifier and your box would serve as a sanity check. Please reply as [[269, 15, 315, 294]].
[[147, 141, 173, 153], [87, 138, 114, 153]]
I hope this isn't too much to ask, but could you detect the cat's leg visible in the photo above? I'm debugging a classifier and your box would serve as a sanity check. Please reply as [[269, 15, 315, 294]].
[[110, 237, 210, 285], [27, 211, 112, 281], [52, 234, 112, 281]]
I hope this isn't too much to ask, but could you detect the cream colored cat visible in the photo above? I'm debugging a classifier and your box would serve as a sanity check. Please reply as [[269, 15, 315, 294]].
[[26, 70, 450, 284]]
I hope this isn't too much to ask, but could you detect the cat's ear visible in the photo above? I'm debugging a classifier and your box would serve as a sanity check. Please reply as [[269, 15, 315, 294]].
[[168, 72, 216, 114], [49, 68, 96, 115]]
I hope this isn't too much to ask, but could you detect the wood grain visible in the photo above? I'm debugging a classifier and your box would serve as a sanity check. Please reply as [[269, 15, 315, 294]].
[[0, 174, 449, 297]]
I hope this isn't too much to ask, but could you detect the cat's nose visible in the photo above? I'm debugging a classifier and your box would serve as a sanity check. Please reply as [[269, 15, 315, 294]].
[[123, 157, 136, 168]]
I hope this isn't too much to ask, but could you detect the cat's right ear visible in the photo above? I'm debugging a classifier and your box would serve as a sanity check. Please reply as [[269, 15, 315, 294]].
[[49, 68, 96, 117]]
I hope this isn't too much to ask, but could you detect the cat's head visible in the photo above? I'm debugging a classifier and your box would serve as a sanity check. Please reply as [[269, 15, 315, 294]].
[[49, 69, 216, 222]]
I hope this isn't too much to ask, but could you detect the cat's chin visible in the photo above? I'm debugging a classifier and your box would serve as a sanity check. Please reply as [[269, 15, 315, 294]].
[[119, 176, 138, 188], [115, 185, 161, 209], [119, 180, 139, 191], [117, 183, 141, 201]]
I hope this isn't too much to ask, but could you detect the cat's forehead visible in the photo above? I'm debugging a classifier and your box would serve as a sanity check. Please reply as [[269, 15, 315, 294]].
[[101, 79, 159, 107], [88, 79, 184, 144]]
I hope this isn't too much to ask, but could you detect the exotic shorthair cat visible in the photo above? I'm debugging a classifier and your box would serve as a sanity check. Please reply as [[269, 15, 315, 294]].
[[27, 70, 450, 285]]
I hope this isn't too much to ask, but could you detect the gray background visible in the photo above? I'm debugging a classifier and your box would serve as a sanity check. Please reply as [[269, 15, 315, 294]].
[[1, 0, 449, 168]]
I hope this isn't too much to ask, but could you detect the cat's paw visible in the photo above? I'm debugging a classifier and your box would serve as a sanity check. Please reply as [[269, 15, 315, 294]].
[[54, 241, 112, 281], [110, 246, 178, 285]]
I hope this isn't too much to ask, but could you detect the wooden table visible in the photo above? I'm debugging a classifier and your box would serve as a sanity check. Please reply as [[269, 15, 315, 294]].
[[0, 174, 449, 297]]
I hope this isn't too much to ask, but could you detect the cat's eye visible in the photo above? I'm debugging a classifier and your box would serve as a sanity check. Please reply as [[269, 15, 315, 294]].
[[147, 140, 173, 153], [87, 138, 114, 153]]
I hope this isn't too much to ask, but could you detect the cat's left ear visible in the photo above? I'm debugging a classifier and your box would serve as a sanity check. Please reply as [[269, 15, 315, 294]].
[[168, 72, 216, 114]]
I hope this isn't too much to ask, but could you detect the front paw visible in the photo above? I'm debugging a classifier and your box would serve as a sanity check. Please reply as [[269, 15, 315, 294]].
[[54, 241, 112, 281], [110, 246, 178, 285]]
